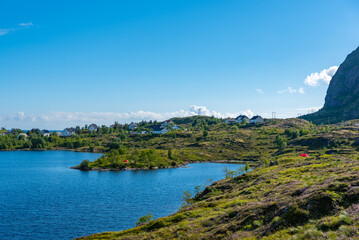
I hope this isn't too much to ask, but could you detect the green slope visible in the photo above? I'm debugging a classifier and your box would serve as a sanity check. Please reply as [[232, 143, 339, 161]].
[[76, 120, 359, 239]]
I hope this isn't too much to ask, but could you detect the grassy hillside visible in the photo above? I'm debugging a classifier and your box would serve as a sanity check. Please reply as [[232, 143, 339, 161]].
[[75, 119, 359, 239], [78, 153, 359, 239]]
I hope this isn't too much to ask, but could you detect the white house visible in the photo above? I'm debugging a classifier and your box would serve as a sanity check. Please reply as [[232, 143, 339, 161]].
[[41, 130, 50, 137], [225, 118, 237, 124], [236, 115, 250, 123], [150, 125, 168, 134], [250, 116, 264, 124], [17, 133, 28, 140], [89, 123, 98, 132], [161, 120, 180, 130], [129, 122, 138, 130], [154, 128, 168, 134], [62, 128, 75, 137]]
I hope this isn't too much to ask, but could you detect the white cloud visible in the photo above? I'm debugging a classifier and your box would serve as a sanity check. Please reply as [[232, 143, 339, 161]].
[[0, 28, 14, 36], [4, 111, 26, 121], [304, 66, 338, 87], [189, 105, 211, 116], [0, 106, 255, 129], [256, 89, 263, 94], [0, 22, 34, 37], [240, 109, 254, 118], [19, 22, 33, 27], [278, 87, 304, 94]]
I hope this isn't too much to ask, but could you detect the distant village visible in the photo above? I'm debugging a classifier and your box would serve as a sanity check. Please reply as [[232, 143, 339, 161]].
[[1, 115, 265, 138]]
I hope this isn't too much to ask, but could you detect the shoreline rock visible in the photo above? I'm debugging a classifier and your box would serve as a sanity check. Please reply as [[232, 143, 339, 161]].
[[70, 160, 250, 172]]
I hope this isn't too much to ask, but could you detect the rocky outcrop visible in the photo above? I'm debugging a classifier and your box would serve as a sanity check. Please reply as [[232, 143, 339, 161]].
[[302, 46, 359, 124], [324, 46, 359, 109]]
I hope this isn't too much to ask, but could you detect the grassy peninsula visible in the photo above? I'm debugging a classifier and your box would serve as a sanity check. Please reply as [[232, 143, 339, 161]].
[[71, 116, 310, 170]]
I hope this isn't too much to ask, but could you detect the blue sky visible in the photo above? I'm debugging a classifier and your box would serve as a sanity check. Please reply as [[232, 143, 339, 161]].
[[1, 0, 359, 129]]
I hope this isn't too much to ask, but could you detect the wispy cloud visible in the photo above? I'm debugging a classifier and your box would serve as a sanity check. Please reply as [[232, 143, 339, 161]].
[[19, 22, 33, 27], [298, 87, 305, 94], [278, 87, 305, 94], [0, 22, 34, 37], [0, 105, 255, 129], [304, 66, 338, 87], [256, 89, 263, 94], [0, 28, 14, 36]]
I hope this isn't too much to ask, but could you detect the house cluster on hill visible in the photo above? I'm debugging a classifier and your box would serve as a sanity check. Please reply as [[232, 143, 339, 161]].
[[56, 120, 183, 137], [2, 115, 266, 139], [61, 124, 98, 137], [225, 115, 264, 124], [129, 120, 181, 135]]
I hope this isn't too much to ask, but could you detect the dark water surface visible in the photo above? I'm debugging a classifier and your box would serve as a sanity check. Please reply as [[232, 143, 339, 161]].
[[0, 151, 242, 239]]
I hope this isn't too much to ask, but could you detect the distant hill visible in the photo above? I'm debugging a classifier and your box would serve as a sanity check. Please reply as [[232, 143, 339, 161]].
[[301, 46, 359, 124]]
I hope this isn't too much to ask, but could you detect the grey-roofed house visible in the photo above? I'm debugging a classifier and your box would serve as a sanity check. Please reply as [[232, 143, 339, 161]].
[[149, 125, 168, 134], [88, 124, 98, 132], [41, 129, 51, 137], [250, 116, 264, 124], [62, 128, 76, 137], [236, 115, 250, 123]]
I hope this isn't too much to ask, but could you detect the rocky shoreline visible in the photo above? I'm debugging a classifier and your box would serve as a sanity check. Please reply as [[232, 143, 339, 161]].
[[70, 164, 187, 171], [70, 159, 247, 171]]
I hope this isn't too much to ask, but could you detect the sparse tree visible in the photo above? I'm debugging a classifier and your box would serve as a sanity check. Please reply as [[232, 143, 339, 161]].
[[136, 212, 154, 226]]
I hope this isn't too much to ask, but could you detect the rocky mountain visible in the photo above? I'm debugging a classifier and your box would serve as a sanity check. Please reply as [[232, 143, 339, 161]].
[[302, 46, 359, 124]]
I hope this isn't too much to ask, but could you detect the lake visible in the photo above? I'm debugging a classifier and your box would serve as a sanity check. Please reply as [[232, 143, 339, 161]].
[[0, 151, 242, 240]]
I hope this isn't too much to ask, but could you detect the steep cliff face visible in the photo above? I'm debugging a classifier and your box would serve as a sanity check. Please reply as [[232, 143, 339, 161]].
[[324, 46, 359, 109], [302, 46, 359, 124]]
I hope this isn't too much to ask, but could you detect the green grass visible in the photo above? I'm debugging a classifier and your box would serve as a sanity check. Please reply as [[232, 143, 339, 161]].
[[76, 151, 359, 239], [74, 118, 359, 239]]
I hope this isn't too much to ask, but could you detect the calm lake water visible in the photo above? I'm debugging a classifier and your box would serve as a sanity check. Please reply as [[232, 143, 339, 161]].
[[0, 151, 242, 240]]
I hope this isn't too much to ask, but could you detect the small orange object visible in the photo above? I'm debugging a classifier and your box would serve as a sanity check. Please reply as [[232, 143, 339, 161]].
[[124, 160, 129, 163], [300, 154, 309, 157]]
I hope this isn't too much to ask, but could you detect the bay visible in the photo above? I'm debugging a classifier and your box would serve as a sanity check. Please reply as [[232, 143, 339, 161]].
[[0, 151, 242, 239]]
